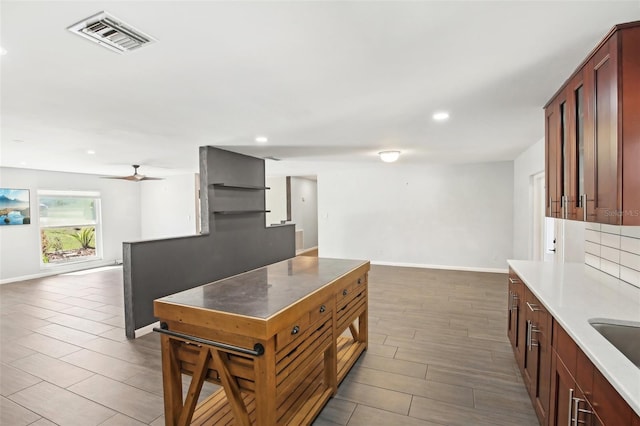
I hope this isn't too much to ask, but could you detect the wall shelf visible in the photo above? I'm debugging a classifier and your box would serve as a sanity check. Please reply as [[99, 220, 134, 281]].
[[211, 183, 270, 190], [212, 210, 271, 215]]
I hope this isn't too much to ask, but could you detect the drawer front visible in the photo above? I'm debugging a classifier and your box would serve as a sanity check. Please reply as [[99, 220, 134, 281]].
[[276, 296, 334, 352], [276, 311, 310, 351], [336, 275, 367, 308], [336, 288, 367, 333], [553, 320, 577, 374], [309, 296, 332, 326]]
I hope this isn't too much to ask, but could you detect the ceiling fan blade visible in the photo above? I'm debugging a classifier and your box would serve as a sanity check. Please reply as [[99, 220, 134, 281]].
[[99, 165, 164, 181], [100, 176, 132, 180]]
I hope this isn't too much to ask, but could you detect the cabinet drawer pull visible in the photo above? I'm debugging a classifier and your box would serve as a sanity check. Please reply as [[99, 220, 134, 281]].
[[319, 305, 326, 313], [526, 321, 539, 351], [526, 302, 541, 312], [343, 289, 348, 296], [568, 389, 574, 426], [509, 277, 519, 284], [509, 292, 518, 311], [571, 397, 592, 426], [357, 278, 362, 284], [291, 325, 300, 335]]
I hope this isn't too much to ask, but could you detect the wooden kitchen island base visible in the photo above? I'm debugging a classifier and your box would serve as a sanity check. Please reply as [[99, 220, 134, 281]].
[[154, 257, 370, 426], [186, 336, 365, 426]]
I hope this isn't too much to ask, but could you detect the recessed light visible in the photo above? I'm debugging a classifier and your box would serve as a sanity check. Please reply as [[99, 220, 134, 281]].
[[87, 150, 96, 155], [255, 136, 268, 143], [0, 47, 7, 56], [379, 150, 401, 163], [19, 161, 27, 166], [432, 111, 450, 121]]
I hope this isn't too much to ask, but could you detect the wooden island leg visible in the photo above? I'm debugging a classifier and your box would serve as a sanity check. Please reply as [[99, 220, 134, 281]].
[[161, 335, 184, 426], [253, 338, 277, 426]]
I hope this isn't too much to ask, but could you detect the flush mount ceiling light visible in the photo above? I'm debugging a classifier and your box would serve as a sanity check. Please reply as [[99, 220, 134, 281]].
[[255, 136, 268, 143], [86, 150, 96, 155], [432, 111, 450, 121], [379, 150, 401, 163], [67, 11, 155, 54]]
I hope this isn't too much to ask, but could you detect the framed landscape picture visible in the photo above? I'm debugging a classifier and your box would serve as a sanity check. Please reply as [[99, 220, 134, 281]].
[[0, 188, 31, 225]]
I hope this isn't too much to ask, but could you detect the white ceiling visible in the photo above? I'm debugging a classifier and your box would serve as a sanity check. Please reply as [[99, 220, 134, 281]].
[[1, 1, 639, 178]]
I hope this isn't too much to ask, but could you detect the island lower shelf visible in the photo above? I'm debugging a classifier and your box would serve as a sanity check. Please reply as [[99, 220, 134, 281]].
[[189, 336, 366, 426]]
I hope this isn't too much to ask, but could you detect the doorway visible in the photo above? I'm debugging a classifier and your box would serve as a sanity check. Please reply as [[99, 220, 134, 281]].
[[532, 172, 559, 262]]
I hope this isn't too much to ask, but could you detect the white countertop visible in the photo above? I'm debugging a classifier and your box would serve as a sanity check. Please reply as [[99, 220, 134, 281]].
[[507, 260, 640, 416]]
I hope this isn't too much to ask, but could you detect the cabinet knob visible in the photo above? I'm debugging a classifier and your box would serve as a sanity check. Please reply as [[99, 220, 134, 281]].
[[319, 305, 326, 313], [343, 289, 348, 296], [291, 325, 300, 335], [357, 278, 362, 284]]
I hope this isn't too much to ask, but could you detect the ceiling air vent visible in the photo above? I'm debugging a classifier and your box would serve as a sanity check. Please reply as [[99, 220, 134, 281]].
[[67, 11, 155, 54]]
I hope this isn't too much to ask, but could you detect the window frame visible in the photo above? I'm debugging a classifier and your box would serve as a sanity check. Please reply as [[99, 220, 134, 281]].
[[37, 190, 103, 267]]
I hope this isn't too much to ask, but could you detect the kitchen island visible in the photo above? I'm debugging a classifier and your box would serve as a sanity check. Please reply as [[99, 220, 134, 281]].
[[154, 256, 370, 425]]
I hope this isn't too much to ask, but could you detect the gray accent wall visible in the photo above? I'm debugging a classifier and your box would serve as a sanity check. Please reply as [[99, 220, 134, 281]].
[[123, 147, 296, 338]]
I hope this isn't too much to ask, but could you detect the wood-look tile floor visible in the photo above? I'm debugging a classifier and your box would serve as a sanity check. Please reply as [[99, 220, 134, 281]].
[[0, 265, 539, 425]]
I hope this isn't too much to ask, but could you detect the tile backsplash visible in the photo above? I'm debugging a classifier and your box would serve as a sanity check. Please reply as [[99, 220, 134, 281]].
[[585, 223, 640, 288]]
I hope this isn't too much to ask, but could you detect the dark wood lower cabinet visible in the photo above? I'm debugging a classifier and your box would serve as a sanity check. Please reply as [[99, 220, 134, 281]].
[[507, 269, 639, 426], [507, 272, 524, 365], [521, 287, 551, 424], [550, 351, 602, 426], [592, 369, 632, 426]]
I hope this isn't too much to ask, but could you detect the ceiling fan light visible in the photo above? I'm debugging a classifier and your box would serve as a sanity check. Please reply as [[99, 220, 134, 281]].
[[379, 150, 400, 163]]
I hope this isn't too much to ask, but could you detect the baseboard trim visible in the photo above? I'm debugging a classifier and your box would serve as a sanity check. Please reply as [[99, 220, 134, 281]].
[[134, 321, 159, 339], [370, 260, 508, 274], [0, 260, 121, 285]]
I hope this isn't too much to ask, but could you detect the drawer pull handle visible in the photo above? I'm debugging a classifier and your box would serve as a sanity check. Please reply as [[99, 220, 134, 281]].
[[357, 278, 362, 284], [527, 302, 541, 312], [291, 325, 300, 335], [319, 305, 326, 313], [343, 289, 348, 296], [509, 277, 520, 284]]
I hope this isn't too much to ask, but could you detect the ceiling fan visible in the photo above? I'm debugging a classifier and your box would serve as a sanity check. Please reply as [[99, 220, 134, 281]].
[[101, 165, 164, 181]]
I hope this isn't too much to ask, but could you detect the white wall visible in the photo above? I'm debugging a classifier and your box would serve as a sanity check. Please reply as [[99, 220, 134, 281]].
[[512, 138, 545, 260], [0, 167, 141, 282], [318, 161, 513, 271], [290, 177, 318, 249], [139, 174, 198, 239], [265, 176, 287, 226]]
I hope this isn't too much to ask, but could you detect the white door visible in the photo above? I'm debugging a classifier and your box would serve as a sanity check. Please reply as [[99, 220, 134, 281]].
[[533, 172, 560, 262]]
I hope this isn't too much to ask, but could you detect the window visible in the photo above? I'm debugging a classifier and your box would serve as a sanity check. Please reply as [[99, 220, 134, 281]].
[[38, 190, 102, 265]]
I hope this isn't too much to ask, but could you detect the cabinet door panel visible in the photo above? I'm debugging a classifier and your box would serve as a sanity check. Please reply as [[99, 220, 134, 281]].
[[546, 101, 562, 218], [571, 72, 587, 221], [591, 36, 620, 224], [621, 27, 640, 225], [550, 352, 573, 426], [592, 369, 631, 425]]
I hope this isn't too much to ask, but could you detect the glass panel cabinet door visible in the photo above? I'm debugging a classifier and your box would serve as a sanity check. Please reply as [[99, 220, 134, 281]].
[[560, 99, 571, 219], [575, 84, 585, 221]]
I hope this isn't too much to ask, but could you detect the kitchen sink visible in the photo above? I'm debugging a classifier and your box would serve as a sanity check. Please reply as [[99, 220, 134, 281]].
[[589, 319, 640, 368]]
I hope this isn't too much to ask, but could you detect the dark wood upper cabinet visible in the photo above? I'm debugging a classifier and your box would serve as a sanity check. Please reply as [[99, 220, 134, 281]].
[[546, 98, 562, 218], [545, 21, 640, 224]]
